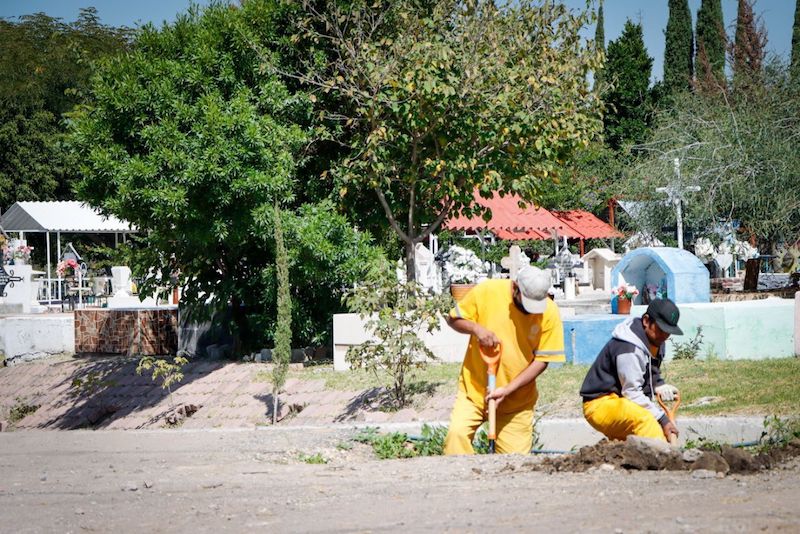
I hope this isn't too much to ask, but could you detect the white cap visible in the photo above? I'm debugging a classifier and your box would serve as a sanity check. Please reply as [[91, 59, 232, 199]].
[[516, 266, 550, 314]]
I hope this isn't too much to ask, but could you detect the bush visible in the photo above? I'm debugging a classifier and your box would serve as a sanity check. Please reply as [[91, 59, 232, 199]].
[[670, 326, 704, 360]]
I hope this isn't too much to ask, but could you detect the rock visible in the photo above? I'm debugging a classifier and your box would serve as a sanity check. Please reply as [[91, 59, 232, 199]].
[[627, 435, 672, 455], [620, 436, 679, 470], [123, 482, 139, 491], [721, 445, 759, 473], [206, 344, 232, 360], [690, 451, 730, 474], [682, 448, 704, 462], [691, 469, 718, 479]]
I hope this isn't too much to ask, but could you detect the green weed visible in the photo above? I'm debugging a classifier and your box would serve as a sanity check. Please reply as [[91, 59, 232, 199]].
[[299, 452, 328, 464], [8, 397, 39, 423]]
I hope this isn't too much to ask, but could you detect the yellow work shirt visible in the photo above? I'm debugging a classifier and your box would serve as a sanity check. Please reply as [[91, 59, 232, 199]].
[[450, 278, 565, 414]]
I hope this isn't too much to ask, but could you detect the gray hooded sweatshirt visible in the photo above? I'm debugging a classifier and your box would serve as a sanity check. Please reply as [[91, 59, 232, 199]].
[[580, 317, 668, 425]]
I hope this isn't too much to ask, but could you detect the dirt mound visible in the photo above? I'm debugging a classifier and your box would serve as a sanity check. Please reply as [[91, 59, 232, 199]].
[[532, 436, 800, 475]]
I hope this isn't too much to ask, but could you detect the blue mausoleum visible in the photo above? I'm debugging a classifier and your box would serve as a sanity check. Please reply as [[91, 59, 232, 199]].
[[612, 247, 710, 305]]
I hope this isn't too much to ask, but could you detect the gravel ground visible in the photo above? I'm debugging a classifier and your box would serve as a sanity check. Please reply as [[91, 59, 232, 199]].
[[1, 427, 799, 533]]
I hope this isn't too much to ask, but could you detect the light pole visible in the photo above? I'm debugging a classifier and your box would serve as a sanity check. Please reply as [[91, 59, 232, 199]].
[[656, 158, 700, 250]]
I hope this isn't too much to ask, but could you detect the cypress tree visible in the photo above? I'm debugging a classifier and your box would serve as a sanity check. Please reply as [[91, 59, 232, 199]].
[[732, 0, 766, 89], [603, 20, 653, 149], [664, 0, 694, 93], [596, 0, 605, 53], [695, 0, 726, 91], [271, 203, 292, 425], [791, 0, 800, 80], [595, 0, 605, 87]]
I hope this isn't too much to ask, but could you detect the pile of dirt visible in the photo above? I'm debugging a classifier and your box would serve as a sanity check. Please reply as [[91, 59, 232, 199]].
[[531, 436, 800, 475]]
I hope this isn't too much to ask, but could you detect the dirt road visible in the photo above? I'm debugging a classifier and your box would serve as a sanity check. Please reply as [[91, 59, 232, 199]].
[[1, 427, 799, 533]]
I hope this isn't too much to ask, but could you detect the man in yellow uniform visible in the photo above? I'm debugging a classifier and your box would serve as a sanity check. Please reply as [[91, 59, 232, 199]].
[[580, 298, 682, 442], [444, 266, 565, 455]]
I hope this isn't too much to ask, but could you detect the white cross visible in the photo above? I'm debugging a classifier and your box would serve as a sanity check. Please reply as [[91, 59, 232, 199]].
[[501, 245, 524, 279]]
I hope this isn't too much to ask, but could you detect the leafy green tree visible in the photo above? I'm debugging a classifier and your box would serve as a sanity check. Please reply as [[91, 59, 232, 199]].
[[0, 10, 131, 208], [623, 62, 800, 252], [271, 204, 291, 424], [297, 0, 603, 279], [664, 0, 694, 94], [0, 108, 61, 207], [70, 1, 377, 352], [603, 20, 654, 150], [791, 0, 800, 80]]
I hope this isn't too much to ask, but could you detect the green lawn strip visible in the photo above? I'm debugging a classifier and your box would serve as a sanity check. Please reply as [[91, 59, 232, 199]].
[[256, 357, 799, 416]]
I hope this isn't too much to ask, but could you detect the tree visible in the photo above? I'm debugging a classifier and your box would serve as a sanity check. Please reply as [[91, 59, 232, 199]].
[[297, 0, 603, 279], [695, 0, 727, 92], [0, 10, 131, 208], [732, 0, 766, 89], [271, 204, 291, 424], [791, 0, 800, 80], [70, 1, 378, 352], [603, 20, 654, 150], [624, 62, 800, 253], [345, 259, 451, 407], [664, 0, 694, 94], [594, 0, 605, 87], [0, 108, 61, 208]]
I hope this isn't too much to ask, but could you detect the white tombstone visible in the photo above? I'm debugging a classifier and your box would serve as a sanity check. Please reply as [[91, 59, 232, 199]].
[[0, 265, 43, 313], [582, 248, 621, 291], [501, 245, 529, 280], [414, 243, 440, 292], [111, 266, 132, 297]]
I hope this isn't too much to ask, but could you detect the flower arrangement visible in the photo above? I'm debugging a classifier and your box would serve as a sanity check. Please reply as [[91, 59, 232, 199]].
[[439, 245, 488, 285], [57, 258, 79, 277], [2, 241, 33, 264], [612, 283, 639, 300]]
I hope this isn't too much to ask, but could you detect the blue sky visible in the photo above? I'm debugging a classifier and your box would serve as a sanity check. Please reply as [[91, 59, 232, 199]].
[[1, 0, 796, 82]]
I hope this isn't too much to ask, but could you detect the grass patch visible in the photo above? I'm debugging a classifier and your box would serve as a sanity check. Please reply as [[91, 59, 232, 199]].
[[256, 357, 800, 417], [661, 358, 800, 415]]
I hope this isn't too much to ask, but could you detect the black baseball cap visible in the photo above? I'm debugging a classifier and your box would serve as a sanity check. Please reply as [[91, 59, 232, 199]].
[[645, 298, 683, 335]]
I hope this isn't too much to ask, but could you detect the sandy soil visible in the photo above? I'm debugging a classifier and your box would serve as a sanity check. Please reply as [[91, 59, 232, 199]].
[[1, 427, 799, 533]]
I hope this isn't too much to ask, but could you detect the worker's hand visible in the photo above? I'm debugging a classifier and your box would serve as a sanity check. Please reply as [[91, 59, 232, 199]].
[[661, 420, 679, 442], [485, 386, 508, 407], [656, 383, 679, 402], [474, 326, 500, 348]]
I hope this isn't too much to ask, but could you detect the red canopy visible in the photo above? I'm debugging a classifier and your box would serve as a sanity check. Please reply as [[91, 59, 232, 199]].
[[443, 191, 621, 241]]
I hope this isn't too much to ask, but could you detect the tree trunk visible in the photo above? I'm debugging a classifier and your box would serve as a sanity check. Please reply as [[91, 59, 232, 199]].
[[272, 391, 278, 425], [405, 239, 416, 283]]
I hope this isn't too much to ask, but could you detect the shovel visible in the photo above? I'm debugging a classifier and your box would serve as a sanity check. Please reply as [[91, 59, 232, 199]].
[[657, 391, 681, 445], [480, 344, 501, 454]]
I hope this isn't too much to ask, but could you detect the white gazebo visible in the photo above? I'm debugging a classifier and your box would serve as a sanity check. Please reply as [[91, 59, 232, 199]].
[[0, 201, 134, 304]]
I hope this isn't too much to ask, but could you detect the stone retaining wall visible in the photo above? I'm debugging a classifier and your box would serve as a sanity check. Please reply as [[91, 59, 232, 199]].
[[75, 308, 178, 356]]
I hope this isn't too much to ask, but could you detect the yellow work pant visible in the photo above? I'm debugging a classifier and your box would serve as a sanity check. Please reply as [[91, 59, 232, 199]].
[[583, 392, 666, 442], [444, 390, 534, 455]]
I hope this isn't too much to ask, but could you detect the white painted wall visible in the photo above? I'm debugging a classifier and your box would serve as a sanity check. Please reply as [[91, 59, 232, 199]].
[[0, 314, 74, 364], [333, 313, 470, 371]]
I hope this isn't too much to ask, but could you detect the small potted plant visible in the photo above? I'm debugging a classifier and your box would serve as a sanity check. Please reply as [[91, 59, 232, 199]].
[[612, 283, 639, 314]]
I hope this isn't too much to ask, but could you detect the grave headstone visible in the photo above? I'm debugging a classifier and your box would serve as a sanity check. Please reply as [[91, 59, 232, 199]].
[[501, 245, 525, 279]]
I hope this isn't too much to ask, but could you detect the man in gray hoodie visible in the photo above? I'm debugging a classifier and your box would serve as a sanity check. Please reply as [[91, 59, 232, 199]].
[[580, 298, 682, 442]]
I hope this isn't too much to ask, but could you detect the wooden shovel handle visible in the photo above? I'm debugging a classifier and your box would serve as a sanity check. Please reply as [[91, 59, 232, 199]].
[[658, 392, 680, 445], [657, 391, 681, 424]]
